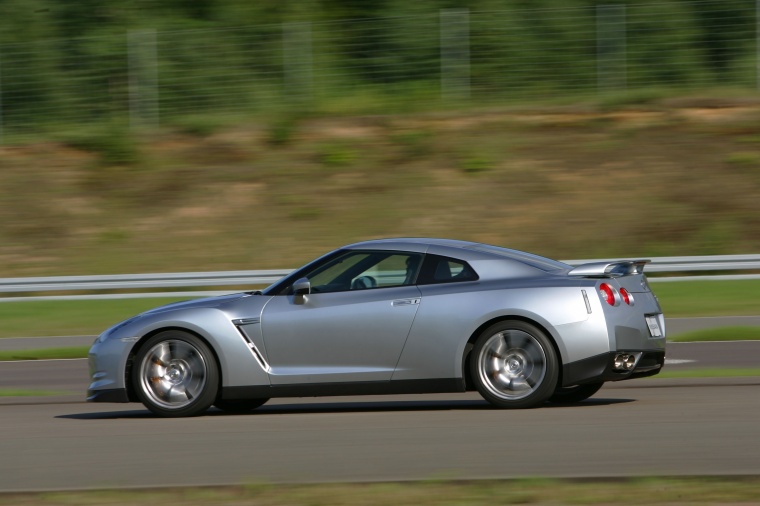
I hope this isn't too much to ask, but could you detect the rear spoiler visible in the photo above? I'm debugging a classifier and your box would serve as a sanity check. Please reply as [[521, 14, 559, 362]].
[[567, 259, 650, 278]]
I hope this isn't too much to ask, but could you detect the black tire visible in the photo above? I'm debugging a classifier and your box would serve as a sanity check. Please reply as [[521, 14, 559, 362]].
[[213, 398, 269, 413], [470, 320, 559, 409], [132, 330, 219, 417], [548, 382, 604, 404]]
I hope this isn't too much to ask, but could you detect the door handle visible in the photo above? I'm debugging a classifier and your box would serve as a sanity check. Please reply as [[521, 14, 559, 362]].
[[392, 298, 420, 306]]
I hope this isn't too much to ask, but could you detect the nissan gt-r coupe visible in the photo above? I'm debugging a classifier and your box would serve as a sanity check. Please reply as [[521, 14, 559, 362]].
[[87, 238, 666, 417]]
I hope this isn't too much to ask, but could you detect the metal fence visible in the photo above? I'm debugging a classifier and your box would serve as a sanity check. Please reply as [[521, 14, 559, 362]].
[[1, 254, 758, 302], [0, 0, 758, 141]]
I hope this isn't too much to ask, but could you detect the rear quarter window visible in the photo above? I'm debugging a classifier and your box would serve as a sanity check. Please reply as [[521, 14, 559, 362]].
[[417, 254, 479, 285]]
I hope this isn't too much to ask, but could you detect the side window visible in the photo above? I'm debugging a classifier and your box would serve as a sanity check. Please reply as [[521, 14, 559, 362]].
[[418, 254, 479, 285], [297, 250, 423, 293], [353, 253, 422, 289], [308, 252, 371, 292]]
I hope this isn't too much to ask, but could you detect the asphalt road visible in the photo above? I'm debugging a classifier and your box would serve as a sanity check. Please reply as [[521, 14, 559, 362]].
[[0, 377, 758, 492], [0, 334, 758, 491]]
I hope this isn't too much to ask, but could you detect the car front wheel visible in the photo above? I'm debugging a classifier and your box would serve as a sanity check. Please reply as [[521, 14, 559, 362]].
[[132, 331, 219, 417], [471, 320, 558, 409]]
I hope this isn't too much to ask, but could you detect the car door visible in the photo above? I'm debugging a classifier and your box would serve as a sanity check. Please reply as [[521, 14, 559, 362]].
[[260, 250, 423, 385]]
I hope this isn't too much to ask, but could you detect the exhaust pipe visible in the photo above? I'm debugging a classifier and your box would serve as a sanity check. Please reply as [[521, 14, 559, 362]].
[[613, 353, 639, 372]]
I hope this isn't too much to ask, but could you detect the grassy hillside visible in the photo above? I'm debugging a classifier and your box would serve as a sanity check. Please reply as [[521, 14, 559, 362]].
[[1, 95, 760, 277]]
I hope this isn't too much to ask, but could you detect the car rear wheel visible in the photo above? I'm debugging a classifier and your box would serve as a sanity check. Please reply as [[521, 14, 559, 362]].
[[471, 320, 558, 409], [213, 398, 269, 413], [548, 382, 604, 403], [132, 331, 219, 417]]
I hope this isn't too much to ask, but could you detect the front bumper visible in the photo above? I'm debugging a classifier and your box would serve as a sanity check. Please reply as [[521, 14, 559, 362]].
[[87, 334, 135, 403], [87, 388, 130, 403], [562, 350, 665, 387]]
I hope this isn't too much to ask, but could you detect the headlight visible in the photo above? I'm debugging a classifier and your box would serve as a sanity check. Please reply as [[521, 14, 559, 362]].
[[96, 316, 139, 343]]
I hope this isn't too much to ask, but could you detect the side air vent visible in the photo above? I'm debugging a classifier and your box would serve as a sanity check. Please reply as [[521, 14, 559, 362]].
[[232, 317, 260, 325], [232, 320, 270, 372]]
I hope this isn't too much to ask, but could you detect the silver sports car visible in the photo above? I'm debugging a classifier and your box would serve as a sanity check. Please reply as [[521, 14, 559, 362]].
[[87, 238, 666, 417]]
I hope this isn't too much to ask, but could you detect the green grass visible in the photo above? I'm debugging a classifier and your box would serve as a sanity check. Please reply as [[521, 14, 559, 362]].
[[655, 367, 760, 379], [2, 478, 760, 505], [0, 297, 189, 338], [0, 346, 89, 361], [650, 279, 760, 317], [668, 326, 760, 342], [0, 389, 69, 397]]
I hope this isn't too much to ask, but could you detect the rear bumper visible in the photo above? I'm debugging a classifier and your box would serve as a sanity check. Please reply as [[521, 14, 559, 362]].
[[562, 350, 665, 387]]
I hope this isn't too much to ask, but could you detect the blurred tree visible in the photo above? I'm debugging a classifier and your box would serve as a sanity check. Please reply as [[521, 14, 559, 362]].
[[0, 0, 758, 133], [469, 0, 596, 97], [691, 0, 755, 84], [626, 0, 707, 88], [0, 0, 60, 128]]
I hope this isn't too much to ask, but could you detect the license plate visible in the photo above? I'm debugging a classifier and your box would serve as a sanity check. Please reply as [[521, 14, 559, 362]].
[[645, 315, 662, 338]]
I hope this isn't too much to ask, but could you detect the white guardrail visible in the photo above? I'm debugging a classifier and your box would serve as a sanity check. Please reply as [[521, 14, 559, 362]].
[[1, 254, 759, 302]]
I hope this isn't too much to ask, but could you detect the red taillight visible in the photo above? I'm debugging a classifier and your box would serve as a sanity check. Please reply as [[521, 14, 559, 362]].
[[599, 283, 616, 306], [620, 288, 633, 306]]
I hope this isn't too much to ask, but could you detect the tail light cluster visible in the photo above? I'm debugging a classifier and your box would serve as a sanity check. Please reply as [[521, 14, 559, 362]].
[[599, 283, 634, 307]]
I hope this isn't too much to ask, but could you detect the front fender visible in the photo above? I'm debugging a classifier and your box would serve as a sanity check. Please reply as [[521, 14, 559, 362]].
[[122, 307, 270, 388]]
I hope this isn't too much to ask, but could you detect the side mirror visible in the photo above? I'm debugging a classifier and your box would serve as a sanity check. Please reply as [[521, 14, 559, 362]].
[[293, 277, 310, 304]]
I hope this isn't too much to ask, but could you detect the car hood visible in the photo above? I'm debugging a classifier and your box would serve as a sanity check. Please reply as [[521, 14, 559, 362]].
[[140, 292, 253, 316]]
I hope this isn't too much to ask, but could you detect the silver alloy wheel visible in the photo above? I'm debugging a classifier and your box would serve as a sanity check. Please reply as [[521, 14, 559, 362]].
[[476, 329, 547, 400], [139, 339, 208, 410]]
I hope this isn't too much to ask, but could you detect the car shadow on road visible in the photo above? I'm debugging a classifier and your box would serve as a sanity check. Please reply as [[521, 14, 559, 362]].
[[543, 397, 634, 408], [57, 409, 156, 420], [56, 397, 634, 419]]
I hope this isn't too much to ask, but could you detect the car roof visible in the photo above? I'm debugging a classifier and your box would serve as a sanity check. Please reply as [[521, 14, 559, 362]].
[[347, 237, 477, 250], [345, 238, 570, 272]]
